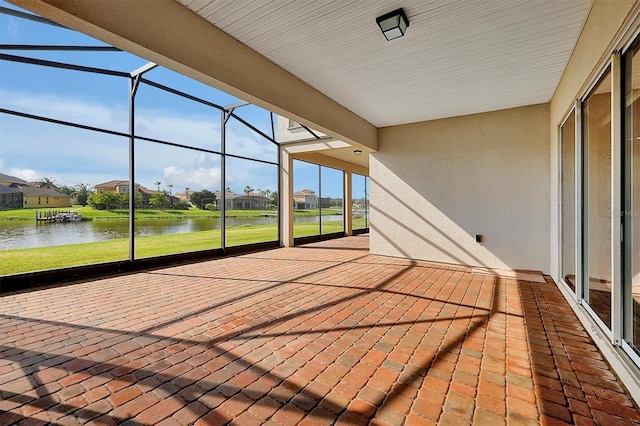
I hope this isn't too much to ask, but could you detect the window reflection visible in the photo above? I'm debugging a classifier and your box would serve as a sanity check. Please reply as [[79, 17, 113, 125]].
[[561, 112, 576, 293], [624, 46, 640, 356], [583, 70, 612, 329], [321, 166, 344, 235], [352, 174, 369, 231], [293, 160, 320, 238]]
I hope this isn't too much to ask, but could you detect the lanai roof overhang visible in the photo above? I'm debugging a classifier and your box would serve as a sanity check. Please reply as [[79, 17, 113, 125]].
[[7, 0, 592, 155]]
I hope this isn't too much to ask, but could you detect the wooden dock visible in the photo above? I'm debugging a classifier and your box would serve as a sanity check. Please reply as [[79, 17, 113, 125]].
[[35, 210, 66, 223]]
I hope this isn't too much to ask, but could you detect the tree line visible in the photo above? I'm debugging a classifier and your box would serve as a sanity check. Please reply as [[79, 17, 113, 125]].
[[86, 189, 216, 211], [40, 177, 278, 211]]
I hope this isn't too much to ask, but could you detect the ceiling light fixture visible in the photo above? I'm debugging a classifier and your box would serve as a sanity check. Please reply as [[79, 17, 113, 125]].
[[376, 8, 409, 41], [354, 149, 363, 155]]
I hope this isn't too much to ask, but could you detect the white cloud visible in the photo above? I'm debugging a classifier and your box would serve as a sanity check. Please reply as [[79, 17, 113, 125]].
[[1, 89, 129, 133], [1, 88, 280, 192], [226, 120, 278, 162], [136, 110, 220, 151], [7, 168, 40, 182], [163, 165, 221, 190], [225, 159, 278, 194], [195, 152, 218, 169]]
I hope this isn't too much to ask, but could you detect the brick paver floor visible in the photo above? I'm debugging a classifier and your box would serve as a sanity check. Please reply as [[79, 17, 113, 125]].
[[1, 235, 639, 425]]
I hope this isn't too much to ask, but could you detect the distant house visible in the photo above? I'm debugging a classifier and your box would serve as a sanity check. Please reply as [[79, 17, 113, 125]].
[[94, 180, 135, 195], [93, 180, 151, 205], [232, 193, 271, 210], [94, 180, 179, 207], [0, 172, 70, 209], [94, 180, 147, 205], [319, 197, 331, 209], [14, 185, 71, 208], [0, 185, 23, 209], [293, 189, 318, 209], [213, 190, 271, 210], [214, 190, 235, 210], [137, 186, 166, 205]]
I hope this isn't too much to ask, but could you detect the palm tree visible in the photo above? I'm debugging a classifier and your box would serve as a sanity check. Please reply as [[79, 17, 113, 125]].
[[36, 177, 55, 188], [244, 185, 254, 195], [149, 191, 169, 210], [59, 185, 77, 197], [167, 184, 174, 207], [185, 187, 190, 201], [75, 183, 92, 206], [155, 181, 161, 192], [99, 191, 122, 210]]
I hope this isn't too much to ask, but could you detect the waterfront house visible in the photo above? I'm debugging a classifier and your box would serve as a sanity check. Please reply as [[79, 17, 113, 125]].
[[14, 185, 71, 208], [293, 189, 318, 209], [0, 172, 26, 209], [94, 180, 140, 195], [232, 193, 271, 210], [0, 172, 70, 208], [213, 190, 271, 210], [0, 185, 23, 209], [213, 190, 234, 210], [93, 180, 178, 207]]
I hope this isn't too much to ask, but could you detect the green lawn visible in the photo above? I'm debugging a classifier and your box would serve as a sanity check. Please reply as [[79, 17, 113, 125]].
[[0, 204, 366, 276], [0, 206, 344, 221], [352, 218, 368, 230], [0, 220, 359, 276]]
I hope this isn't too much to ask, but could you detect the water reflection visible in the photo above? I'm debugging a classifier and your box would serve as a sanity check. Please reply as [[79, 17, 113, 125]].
[[0, 215, 343, 250]]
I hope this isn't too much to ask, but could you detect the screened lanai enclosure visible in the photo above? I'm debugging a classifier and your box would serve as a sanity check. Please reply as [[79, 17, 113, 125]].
[[0, 5, 369, 288]]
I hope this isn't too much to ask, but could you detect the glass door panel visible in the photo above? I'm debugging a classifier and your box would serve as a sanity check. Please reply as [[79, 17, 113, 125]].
[[352, 174, 369, 230], [320, 166, 344, 235], [583, 70, 612, 330], [561, 111, 577, 293], [293, 160, 320, 238], [624, 46, 640, 356]]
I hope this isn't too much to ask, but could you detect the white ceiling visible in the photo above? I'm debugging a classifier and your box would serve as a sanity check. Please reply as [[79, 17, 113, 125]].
[[177, 0, 592, 128]]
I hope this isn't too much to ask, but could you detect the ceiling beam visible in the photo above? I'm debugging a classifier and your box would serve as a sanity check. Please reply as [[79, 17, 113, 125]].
[[10, 0, 378, 151]]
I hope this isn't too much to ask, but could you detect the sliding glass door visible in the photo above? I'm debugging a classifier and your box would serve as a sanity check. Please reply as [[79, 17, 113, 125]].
[[624, 46, 640, 359], [582, 70, 612, 331], [561, 110, 576, 294]]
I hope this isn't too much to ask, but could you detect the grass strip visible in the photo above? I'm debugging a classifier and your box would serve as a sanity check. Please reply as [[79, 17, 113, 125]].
[[0, 206, 345, 221], [0, 220, 366, 275]]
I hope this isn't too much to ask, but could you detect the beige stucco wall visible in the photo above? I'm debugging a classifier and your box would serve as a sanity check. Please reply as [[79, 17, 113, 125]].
[[371, 103, 550, 272], [276, 115, 327, 144], [24, 195, 70, 208]]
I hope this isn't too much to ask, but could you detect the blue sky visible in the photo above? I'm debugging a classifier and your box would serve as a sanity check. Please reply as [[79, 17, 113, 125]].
[[0, 1, 348, 198]]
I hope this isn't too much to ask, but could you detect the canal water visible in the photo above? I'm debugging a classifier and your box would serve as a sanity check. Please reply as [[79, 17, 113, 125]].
[[0, 215, 344, 250]]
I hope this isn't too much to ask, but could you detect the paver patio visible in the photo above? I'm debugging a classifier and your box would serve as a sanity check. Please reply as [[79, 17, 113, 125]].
[[1, 235, 639, 425]]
